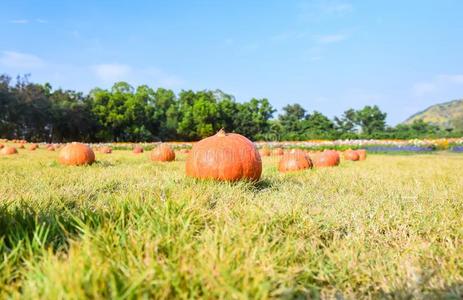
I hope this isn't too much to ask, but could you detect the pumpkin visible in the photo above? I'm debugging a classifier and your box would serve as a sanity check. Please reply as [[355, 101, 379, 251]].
[[0, 144, 4, 149], [59, 142, 95, 166], [1, 146, 18, 155], [272, 148, 284, 156], [278, 149, 312, 173], [356, 149, 367, 160], [47, 145, 55, 151], [28, 143, 38, 151], [344, 150, 359, 161], [311, 150, 340, 167], [186, 129, 262, 181], [17, 144, 25, 149], [151, 144, 175, 162], [99, 146, 112, 154], [259, 146, 271, 157], [133, 146, 144, 154]]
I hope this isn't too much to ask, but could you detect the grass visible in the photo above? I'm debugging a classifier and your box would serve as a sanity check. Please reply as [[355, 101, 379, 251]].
[[0, 147, 462, 299]]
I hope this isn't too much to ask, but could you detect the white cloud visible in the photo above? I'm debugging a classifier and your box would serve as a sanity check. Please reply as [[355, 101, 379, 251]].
[[412, 74, 463, 96], [9, 19, 30, 24], [299, 1, 353, 21], [317, 33, 349, 44], [92, 63, 132, 83], [0, 51, 45, 68]]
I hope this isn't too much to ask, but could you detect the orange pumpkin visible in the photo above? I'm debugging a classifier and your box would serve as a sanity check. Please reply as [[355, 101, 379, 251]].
[[0, 144, 4, 149], [28, 143, 38, 151], [272, 148, 284, 156], [151, 144, 175, 162], [186, 129, 262, 181], [100, 146, 112, 154], [311, 150, 340, 167], [59, 142, 95, 166], [1, 146, 18, 155], [17, 143, 25, 149], [47, 145, 55, 151], [133, 146, 144, 154], [356, 149, 367, 160], [278, 149, 312, 173], [259, 147, 271, 157], [344, 150, 359, 161]]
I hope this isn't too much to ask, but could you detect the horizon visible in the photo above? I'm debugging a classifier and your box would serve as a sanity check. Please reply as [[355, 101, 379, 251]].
[[1, 0, 463, 125]]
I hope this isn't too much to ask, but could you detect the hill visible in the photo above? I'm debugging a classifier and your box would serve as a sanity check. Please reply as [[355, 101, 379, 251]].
[[403, 99, 463, 130]]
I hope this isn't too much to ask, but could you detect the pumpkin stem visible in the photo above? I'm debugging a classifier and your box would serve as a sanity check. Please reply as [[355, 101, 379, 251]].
[[216, 128, 226, 137]]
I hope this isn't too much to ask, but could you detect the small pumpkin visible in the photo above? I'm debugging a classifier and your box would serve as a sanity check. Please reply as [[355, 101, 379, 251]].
[[344, 150, 359, 161], [186, 129, 262, 181], [259, 146, 271, 157], [28, 143, 38, 151], [100, 146, 112, 154], [311, 150, 340, 167], [47, 144, 55, 151], [278, 149, 312, 173], [151, 144, 175, 162], [1, 146, 18, 155], [59, 142, 95, 166], [272, 148, 284, 156], [133, 146, 144, 154], [17, 143, 25, 149], [356, 149, 367, 160], [0, 144, 4, 149]]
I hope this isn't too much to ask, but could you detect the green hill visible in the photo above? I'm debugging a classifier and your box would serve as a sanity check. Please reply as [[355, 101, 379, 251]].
[[403, 99, 463, 130]]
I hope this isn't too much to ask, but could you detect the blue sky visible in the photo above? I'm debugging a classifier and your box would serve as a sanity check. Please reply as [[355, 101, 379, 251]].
[[1, 0, 463, 125]]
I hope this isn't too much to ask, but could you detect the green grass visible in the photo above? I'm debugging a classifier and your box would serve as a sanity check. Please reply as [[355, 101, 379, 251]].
[[1, 148, 463, 299]]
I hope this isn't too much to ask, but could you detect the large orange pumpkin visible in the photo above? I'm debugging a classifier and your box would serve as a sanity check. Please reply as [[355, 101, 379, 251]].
[[186, 129, 262, 181], [1, 146, 18, 155], [59, 142, 95, 166], [278, 149, 312, 173], [311, 150, 340, 167], [100, 146, 112, 154], [356, 149, 367, 160], [151, 144, 175, 162], [344, 150, 359, 161], [133, 146, 144, 154]]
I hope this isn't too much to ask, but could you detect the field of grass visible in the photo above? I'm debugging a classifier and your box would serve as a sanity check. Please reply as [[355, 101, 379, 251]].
[[1, 148, 463, 299]]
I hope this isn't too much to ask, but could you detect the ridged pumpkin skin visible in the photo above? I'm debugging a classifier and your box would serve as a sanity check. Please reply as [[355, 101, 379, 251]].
[[151, 144, 175, 162], [278, 150, 312, 173], [344, 150, 360, 161], [311, 150, 340, 167], [133, 146, 144, 154], [356, 149, 367, 160], [272, 148, 284, 156], [59, 143, 95, 166], [1, 146, 18, 155], [186, 130, 262, 182]]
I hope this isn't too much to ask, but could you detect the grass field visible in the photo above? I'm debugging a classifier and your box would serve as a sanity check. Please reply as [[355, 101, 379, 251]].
[[1, 149, 462, 299]]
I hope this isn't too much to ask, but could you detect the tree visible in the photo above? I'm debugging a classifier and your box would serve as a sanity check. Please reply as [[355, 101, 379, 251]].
[[354, 105, 387, 135], [234, 98, 275, 140], [301, 111, 336, 139], [278, 103, 306, 137]]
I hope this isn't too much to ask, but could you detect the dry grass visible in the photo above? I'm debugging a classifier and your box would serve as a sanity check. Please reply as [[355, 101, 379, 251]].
[[0, 147, 462, 299]]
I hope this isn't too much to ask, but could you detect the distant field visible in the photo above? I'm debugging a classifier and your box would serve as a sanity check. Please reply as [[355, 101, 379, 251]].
[[1, 149, 462, 298]]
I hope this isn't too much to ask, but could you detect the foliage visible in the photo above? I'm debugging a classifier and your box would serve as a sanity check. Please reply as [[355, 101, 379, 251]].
[[0, 74, 460, 142]]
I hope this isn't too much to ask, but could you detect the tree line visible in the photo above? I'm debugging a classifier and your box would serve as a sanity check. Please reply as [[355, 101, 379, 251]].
[[0, 74, 456, 142]]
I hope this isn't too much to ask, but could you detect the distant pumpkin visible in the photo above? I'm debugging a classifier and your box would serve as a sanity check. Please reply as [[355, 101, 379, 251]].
[[17, 144, 25, 149], [344, 150, 359, 161], [151, 144, 175, 162], [259, 147, 271, 157], [311, 150, 340, 167], [28, 144, 38, 151], [278, 149, 312, 173], [59, 142, 95, 166], [1, 146, 18, 155], [272, 148, 284, 156], [133, 146, 144, 154], [356, 149, 367, 161], [100, 146, 112, 154], [186, 129, 262, 181], [0, 144, 4, 149]]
